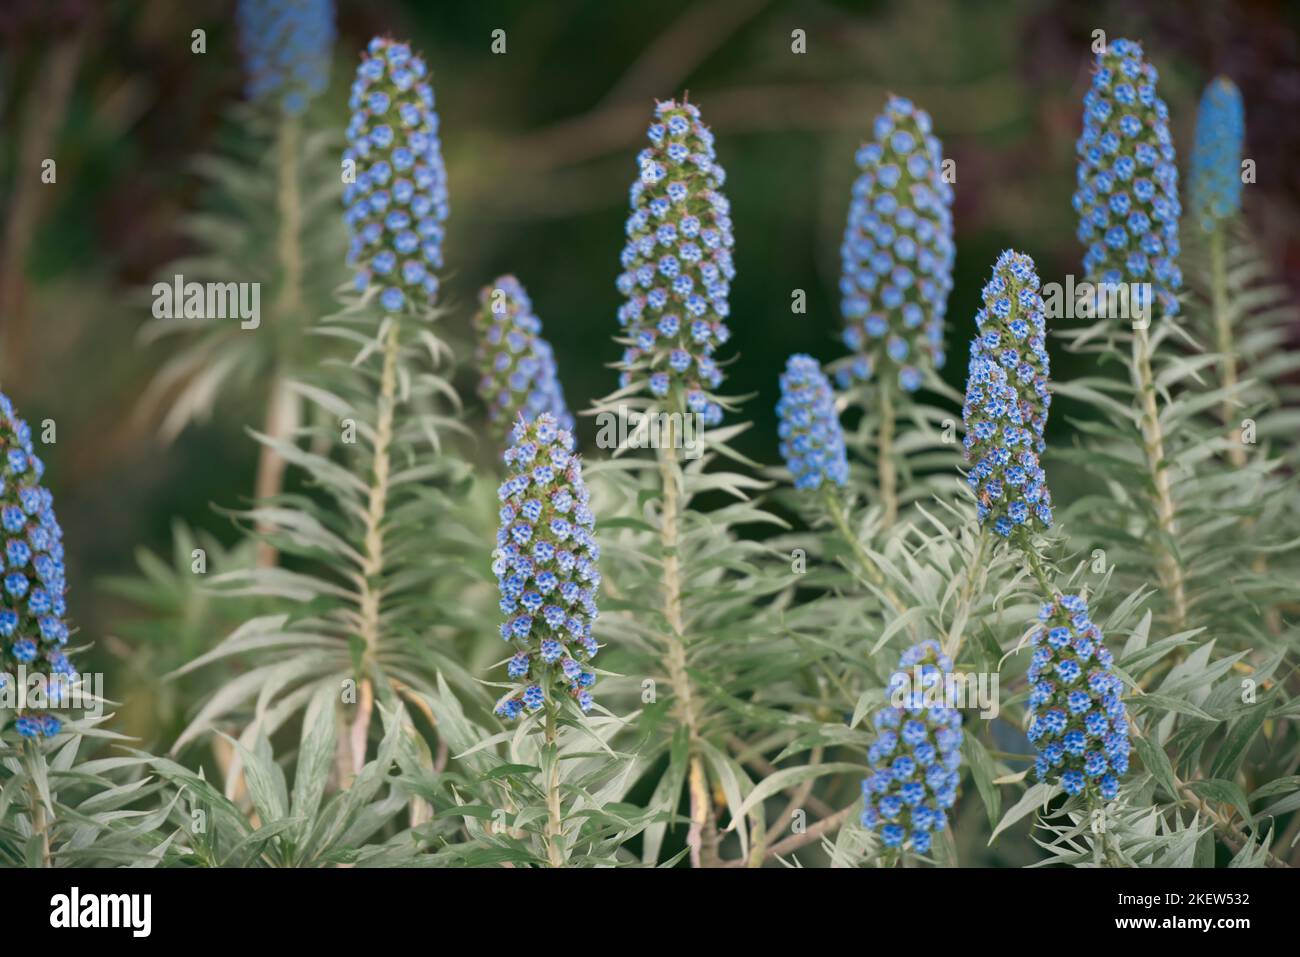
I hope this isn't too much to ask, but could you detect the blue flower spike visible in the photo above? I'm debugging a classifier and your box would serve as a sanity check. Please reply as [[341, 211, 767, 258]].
[[343, 37, 450, 313], [615, 98, 735, 426], [861, 640, 964, 857], [961, 249, 1053, 540], [1026, 593, 1130, 802], [1189, 77, 1245, 232], [236, 0, 335, 116], [0, 392, 74, 739], [1074, 37, 1182, 318], [838, 95, 955, 393], [475, 275, 574, 439], [493, 413, 600, 719], [776, 354, 849, 491]]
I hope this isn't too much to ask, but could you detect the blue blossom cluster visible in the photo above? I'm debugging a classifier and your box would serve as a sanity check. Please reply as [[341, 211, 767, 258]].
[[838, 95, 954, 393], [474, 275, 574, 438], [615, 99, 735, 426], [492, 413, 600, 719], [776, 355, 849, 491], [1025, 593, 1130, 801], [0, 393, 73, 739], [961, 250, 1053, 539], [1074, 37, 1182, 318], [236, 0, 335, 116], [343, 37, 450, 313], [1189, 77, 1245, 232], [861, 641, 963, 855]]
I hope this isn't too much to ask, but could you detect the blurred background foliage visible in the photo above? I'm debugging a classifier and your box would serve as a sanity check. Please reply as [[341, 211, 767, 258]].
[[1, 0, 1297, 762]]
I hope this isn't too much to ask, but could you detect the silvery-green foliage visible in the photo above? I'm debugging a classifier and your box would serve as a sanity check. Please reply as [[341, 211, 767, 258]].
[[151, 702, 429, 866], [136, 104, 347, 439], [0, 721, 176, 867]]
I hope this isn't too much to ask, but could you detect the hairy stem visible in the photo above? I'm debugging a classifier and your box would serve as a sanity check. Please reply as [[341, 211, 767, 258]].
[[25, 747, 52, 868], [656, 417, 717, 866], [1131, 323, 1189, 630], [544, 704, 565, 867], [344, 318, 402, 779], [256, 116, 306, 567], [823, 491, 913, 618], [878, 381, 898, 528], [1023, 545, 1055, 598], [1210, 226, 1246, 468]]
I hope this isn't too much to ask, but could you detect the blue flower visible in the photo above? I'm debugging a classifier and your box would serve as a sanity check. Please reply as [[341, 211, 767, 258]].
[[344, 37, 449, 312], [961, 250, 1053, 539], [1074, 38, 1182, 318], [475, 275, 575, 438], [838, 95, 954, 391], [1025, 593, 1129, 800], [0, 391, 73, 738], [493, 414, 599, 719], [776, 355, 849, 490], [236, 0, 334, 115], [861, 641, 963, 856], [616, 99, 733, 424], [1188, 77, 1245, 232]]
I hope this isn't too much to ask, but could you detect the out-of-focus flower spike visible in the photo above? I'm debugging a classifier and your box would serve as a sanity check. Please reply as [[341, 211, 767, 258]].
[[343, 37, 450, 313], [492, 413, 600, 719], [1073, 37, 1182, 317], [1189, 77, 1245, 232], [236, 0, 335, 116], [475, 276, 574, 439], [614, 98, 734, 426], [838, 94, 954, 393], [776, 354, 849, 491], [961, 250, 1053, 539], [0, 392, 74, 739]]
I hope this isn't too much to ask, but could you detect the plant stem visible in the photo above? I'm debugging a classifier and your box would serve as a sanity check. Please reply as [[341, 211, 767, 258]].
[[256, 115, 306, 568], [1023, 545, 1055, 598], [878, 381, 898, 528], [1210, 225, 1246, 469], [942, 527, 989, 659], [823, 491, 884, 588], [1131, 322, 1189, 630], [824, 490, 916, 642], [655, 414, 717, 866], [543, 704, 565, 867], [25, 746, 52, 868], [345, 318, 402, 780], [722, 802, 855, 867]]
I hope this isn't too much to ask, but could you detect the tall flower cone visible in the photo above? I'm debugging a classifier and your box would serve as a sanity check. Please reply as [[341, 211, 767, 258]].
[[615, 98, 735, 425], [1073, 36, 1187, 627], [960, 250, 1053, 541], [343, 37, 450, 314], [776, 354, 850, 491], [0, 393, 75, 739], [1189, 77, 1245, 233], [861, 641, 963, 857], [492, 413, 599, 719], [838, 94, 954, 393], [475, 275, 574, 440], [236, 0, 335, 116], [1026, 593, 1130, 801]]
